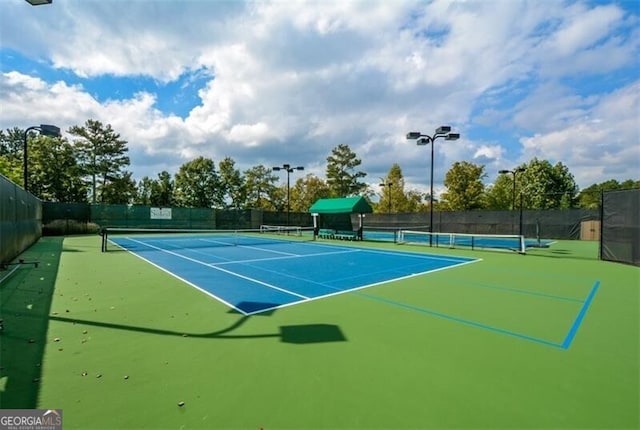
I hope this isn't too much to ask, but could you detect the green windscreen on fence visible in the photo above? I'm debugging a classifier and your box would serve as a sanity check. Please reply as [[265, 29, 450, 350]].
[[90, 204, 217, 229], [601, 188, 639, 266], [355, 209, 599, 239], [0, 174, 42, 264]]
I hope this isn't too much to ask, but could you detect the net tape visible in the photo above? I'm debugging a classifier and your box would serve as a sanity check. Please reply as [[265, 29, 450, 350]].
[[101, 226, 315, 252]]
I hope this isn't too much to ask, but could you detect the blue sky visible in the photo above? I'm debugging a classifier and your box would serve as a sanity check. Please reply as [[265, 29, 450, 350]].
[[1, 0, 638, 196]]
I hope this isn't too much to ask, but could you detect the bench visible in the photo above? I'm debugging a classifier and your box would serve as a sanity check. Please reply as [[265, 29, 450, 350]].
[[334, 230, 357, 240], [318, 228, 336, 239]]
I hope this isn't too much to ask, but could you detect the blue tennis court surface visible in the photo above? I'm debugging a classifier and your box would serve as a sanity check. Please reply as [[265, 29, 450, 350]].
[[109, 234, 478, 314]]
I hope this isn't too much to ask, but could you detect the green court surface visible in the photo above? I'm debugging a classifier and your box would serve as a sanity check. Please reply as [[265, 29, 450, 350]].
[[1, 236, 638, 429]]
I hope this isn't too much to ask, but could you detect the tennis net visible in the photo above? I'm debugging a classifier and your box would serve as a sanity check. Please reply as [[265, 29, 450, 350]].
[[101, 226, 316, 252], [259, 225, 311, 235], [397, 230, 526, 254]]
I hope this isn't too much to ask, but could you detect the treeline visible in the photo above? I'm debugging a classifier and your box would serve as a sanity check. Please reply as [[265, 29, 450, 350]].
[[0, 120, 637, 212]]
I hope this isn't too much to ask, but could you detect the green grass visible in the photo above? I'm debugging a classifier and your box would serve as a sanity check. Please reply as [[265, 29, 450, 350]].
[[1, 236, 638, 429]]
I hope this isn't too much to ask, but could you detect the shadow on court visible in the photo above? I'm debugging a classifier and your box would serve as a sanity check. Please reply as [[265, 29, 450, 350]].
[[49, 313, 347, 344], [0, 237, 64, 409], [525, 243, 599, 261]]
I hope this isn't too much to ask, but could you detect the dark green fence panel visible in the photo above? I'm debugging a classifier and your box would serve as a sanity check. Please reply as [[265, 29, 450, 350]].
[[89, 204, 217, 229], [354, 209, 599, 240], [215, 209, 253, 229], [601, 189, 639, 266], [172, 208, 216, 229], [42, 202, 90, 224], [1, 175, 42, 264]]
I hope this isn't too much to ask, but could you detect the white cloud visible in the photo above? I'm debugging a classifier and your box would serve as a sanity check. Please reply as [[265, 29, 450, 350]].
[[548, 3, 623, 56], [0, 0, 637, 190], [520, 81, 640, 187]]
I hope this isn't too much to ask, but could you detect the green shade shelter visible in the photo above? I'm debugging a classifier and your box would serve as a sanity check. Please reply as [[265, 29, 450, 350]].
[[309, 196, 373, 214], [309, 197, 372, 239]]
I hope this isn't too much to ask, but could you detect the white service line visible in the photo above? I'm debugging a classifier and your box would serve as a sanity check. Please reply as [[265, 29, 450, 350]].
[[198, 238, 298, 256], [212, 248, 362, 266]]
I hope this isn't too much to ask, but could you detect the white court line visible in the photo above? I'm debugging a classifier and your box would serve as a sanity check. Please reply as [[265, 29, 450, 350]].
[[121, 237, 309, 299], [111, 242, 244, 313], [212, 248, 361, 266], [241, 258, 482, 316], [197, 238, 298, 256]]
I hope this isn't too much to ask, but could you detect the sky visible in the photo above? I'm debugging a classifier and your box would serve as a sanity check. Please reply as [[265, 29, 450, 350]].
[[1, 0, 638, 198]]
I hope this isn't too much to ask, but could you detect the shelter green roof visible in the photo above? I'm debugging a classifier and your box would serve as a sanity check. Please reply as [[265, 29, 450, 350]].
[[309, 196, 373, 214]]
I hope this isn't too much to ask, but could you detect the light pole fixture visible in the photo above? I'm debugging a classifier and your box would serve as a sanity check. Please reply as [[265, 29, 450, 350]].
[[499, 167, 526, 235], [406, 125, 460, 246], [25, 0, 53, 5], [23, 124, 61, 192], [272, 163, 304, 226], [379, 181, 393, 214], [498, 167, 526, 210]]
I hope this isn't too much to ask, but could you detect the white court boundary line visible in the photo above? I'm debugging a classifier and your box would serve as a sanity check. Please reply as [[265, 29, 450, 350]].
[[120, 237, 309, 301], [110, 237, 481, 316], [241, 257, 481, 315]]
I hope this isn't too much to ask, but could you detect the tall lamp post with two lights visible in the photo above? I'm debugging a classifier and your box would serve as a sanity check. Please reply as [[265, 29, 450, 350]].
[[406, 126, 460, 246], [272, 163, 304, 226], [23, 124, 61, 192], [498, 167, 526, 236]]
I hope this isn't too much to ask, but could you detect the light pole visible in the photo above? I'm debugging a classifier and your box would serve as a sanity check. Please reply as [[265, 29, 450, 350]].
[[273, 163, 304, 226], [23, 124, 61, 192], [379, 182, 393, 214], [498, 167, 526, 235], [406, 126, 460, 246]]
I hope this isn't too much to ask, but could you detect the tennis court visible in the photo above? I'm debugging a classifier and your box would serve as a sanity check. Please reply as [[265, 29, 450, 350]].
[[105, 229, 596, 349], [107, 230, 478, 314], [2, 234, 638, 429]]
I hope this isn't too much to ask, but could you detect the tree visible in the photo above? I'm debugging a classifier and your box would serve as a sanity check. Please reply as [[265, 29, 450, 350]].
[[485, 172, 522, 210], [135, 176, 154, 205], [0, 157, 21, 185], [150, 171, 174, 207], [0, 128, 32, 185], [578, 179, 640, 209], [100, 172, 137, 204], [27, 135, 87, 202], [68, 119, 130, 203], [325, 144, 367, 197], [406, 190, 429, 212], [440, 161, 487, 210], [243, 165, 280, 211], [218, 157, 245, 209], [135, 171, 175, 206], [377, 163, 423, 213], [290, 174, 331, 211], [0, 127, 24, 158], [173, 157, 221, 208], [519, 158, 578, 209]]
